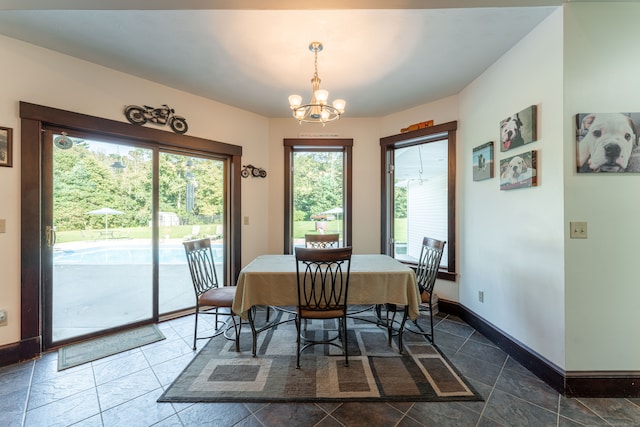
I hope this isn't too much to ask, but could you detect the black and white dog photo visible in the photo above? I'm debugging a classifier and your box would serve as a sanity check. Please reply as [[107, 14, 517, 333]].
[[576, 113, 639, 173], [500, 114, 524, 151], [499, 105, 537, 152]]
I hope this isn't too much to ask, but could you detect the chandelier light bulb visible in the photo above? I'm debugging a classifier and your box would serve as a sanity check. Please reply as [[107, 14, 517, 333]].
[[288, 95, 302, 109], [332, 99, 346, 113], [314, 89, 329, 104]]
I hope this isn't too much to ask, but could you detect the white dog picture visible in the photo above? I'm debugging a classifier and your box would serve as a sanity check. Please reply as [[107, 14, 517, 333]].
[[576, 113, 640, 173], [500, 150, 537, 190], [500, 105, 537, 152]]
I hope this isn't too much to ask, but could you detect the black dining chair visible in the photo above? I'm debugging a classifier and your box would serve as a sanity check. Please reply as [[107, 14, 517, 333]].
[[183, 238, 241, 351], [380, 237, 446, 352], [304, 233, 340, 248], [295, 246, 352, 368]]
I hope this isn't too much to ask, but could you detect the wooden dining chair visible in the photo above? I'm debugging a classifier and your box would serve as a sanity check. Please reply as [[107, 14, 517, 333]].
[[380, 237, 446, 352], [295, 246, 352, 368], [183, 238, 241, 351], [304, 233, 340, 248]]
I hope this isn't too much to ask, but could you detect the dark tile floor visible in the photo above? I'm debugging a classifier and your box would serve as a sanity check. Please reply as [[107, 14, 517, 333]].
[[2, 312, 640, 427]]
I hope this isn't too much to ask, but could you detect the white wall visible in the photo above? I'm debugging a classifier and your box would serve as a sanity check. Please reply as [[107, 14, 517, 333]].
[[458, 9, 566, 368], [564, 3, 640, 371], [0, 35, 269, 346]]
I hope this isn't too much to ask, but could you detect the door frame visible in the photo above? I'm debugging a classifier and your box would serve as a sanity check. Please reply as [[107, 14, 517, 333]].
[[19, 101, 243, 356]]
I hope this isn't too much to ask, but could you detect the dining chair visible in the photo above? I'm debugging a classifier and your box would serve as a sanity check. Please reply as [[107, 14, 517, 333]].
[[183, 237, 241, 351], [295, 246, 352, 368], [304, 233, 340, 248], [380, 237, 446, 352]]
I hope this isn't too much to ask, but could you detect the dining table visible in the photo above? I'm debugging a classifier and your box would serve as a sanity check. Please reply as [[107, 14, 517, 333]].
[[232, 253, 420, 355]]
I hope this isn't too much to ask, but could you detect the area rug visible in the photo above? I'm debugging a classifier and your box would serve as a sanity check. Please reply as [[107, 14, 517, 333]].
[[58, 324, 165, 371], [158, 310, 481, 403]]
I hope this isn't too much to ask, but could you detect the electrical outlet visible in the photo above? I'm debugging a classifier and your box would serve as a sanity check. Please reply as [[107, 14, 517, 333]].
[[0, 309, 7, 326], [478, 291, 484, 303], [570, 221, 588, 239]]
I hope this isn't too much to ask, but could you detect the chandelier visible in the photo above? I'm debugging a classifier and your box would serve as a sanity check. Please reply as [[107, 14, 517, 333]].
[[288, 42, 346, 124]]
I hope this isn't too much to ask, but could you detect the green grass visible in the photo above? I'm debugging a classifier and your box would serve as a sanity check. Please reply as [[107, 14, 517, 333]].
[[55, 224, 222, 244], [293, 220, 342, 238], [56, 218, 408, 244], [292, 218, 407, 242]]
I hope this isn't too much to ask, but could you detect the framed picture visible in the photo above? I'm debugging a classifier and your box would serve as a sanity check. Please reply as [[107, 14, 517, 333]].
[[500, 150, 537, 191], [0, 127, 12, 168], [576, 112, 640, 173], [472, 142, 494, 181], [500, 105, 537, 152]]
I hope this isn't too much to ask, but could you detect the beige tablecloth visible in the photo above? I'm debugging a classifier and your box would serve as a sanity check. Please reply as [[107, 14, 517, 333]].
[[233, 254, 420, 320]]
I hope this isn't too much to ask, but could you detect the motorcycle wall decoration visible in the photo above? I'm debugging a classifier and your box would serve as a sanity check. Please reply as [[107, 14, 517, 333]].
[[124, 104, 188, 134], [241, 164, 267, 178]]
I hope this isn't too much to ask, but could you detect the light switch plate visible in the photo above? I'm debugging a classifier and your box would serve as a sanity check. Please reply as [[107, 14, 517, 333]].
[[570, 221, 588, 239]]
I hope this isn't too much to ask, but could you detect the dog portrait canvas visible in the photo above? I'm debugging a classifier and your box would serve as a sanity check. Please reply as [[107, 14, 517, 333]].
[[500, 105, 537, 152], [473, 142, 494, 181], [576, 113, 640, 173], [500, 150, 537, 191]]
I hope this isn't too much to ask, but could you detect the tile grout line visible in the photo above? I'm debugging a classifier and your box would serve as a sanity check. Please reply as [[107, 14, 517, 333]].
[[474, 356, 508, 427], [90, 354, 105, 426], [21, 361, 36, 427]]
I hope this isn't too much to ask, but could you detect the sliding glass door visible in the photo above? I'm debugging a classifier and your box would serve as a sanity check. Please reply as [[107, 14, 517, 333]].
[[45, 129, 228, 347], [158, 152, 225, 314], [48, 133, 153, 343]]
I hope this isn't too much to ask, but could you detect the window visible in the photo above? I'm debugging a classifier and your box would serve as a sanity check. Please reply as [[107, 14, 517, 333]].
[[380, 121, 457, 280], [284, 139, 352, 254]]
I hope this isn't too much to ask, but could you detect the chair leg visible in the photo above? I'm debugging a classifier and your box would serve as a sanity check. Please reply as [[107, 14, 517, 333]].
[[342, 316, 348, 367], [384, 304, 396, 348], [232, 316, 241, 352], [296, 316, 302, 368], [248, 306, 258, 357], [428, 302, 435, 344], [193, 307, 199, 351], [386, 311, 394, 348], [397, 307, 409, 354]]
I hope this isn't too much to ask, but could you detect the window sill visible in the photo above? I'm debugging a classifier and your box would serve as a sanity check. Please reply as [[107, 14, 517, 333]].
[[398, 260, 456, 282]]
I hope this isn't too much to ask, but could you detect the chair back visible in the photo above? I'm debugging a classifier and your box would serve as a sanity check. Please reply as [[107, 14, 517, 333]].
[[183, 238, 219, 297], [304, 233, 340, 248], [295, 247, 352, 314], [416, 237, 446, 295]]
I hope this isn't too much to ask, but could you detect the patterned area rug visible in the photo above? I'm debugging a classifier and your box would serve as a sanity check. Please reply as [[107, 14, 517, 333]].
[[158, 310, 481, 403], [58, 324, 165, 371]]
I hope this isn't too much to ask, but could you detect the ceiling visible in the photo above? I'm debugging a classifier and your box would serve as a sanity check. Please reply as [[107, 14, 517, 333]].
[[0, 1, 565, 119]]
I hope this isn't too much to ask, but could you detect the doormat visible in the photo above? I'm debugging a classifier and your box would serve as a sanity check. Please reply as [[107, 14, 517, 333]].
[[158, 311, 481, 403], [58, 324, 165, 371]]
